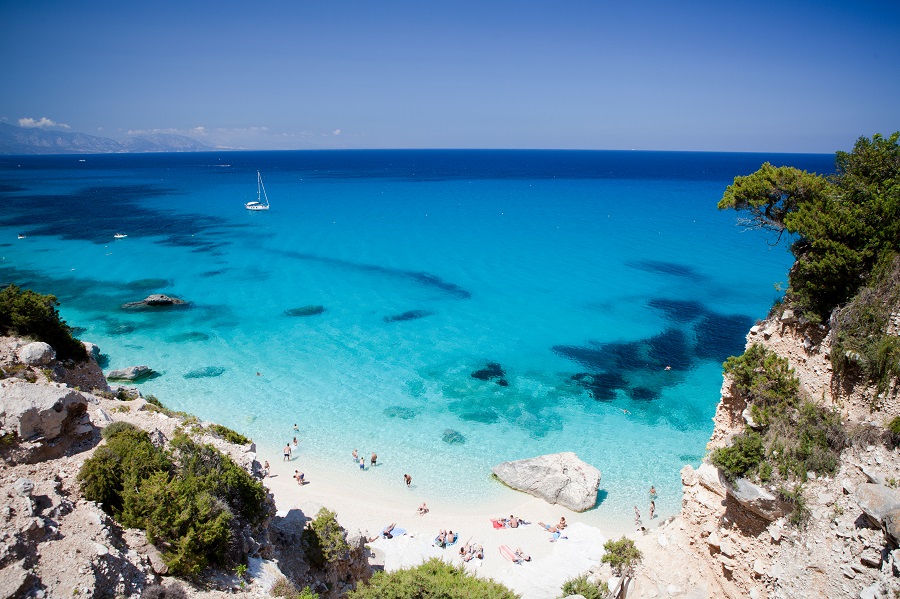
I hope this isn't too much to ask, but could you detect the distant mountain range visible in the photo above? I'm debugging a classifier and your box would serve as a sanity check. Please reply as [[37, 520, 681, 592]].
[[0, 122, 215, 155]]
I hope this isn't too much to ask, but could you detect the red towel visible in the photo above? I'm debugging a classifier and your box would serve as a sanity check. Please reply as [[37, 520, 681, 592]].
[[491, 519, 504, 529]]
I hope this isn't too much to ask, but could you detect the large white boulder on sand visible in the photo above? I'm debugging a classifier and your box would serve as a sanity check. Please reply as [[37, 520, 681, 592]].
[[0, 380, 87, 440], [492, 452, 601, 512]]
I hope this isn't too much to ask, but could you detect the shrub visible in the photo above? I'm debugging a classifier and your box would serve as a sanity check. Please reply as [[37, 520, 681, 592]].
[[101, 421, 137, 440], [0, 284, 87, 361], [301, 508, 351, 570], [601, 536, 642, 575], [559, 575, 608, 599], [724, 344, 799, 410], [209, 424, 251, 445], [890, 417, 900, 436], [778, 486, 810, 528], [348, 558, 518, 598], [711, 431, 765, 482], [271, 577, 319, 599], [140, 583, 188, 599]]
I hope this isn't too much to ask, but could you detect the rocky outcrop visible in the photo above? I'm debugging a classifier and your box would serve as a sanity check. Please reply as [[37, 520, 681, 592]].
[[122, 294, 188, 308], [107, 365, 156, 381], [856, 483, 900, 529], [491, 452, 601, 512], [0, 380, 87, 440], [17, 342, 55, 366], [725, 477, 792, 522]]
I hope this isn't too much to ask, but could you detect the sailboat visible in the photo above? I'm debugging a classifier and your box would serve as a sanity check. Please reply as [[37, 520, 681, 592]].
[[245, 171, 270, 211]]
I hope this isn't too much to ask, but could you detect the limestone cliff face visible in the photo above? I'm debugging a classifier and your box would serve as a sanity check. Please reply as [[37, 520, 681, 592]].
[[627, 314, 900, 599]]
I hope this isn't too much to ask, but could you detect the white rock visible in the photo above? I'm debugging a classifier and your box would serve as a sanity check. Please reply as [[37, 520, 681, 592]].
[[17, 342, 55, 366], [491, 452, 601, 511], [0, 380, 87, 440], [657, 534, 668, 547], [13, 478, 34, 497], [106, 365, 155, 381]]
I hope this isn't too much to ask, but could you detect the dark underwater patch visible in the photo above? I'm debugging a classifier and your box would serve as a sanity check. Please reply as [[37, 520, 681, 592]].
[[383, 406, 419, 419], [125, 279, 172, 291], [167, 331, 210, 343], [0, 183, 27, 193], [200, 269, 228, 278], [285, 305, 326, 317], [647, 298, 708, 323], [442, 429, 466, 444], [384, 309, 434, 322], [628, 386, 660, 401], [626, 260, 706, 282], [183, 366, 226, 379], [693, 312, 755, 362], [571, 372, 627, 401], [278, 250, 472, 300], [471, 362, 505, 382], [647, 328, 692, 371], [456, 407, 499, 424]]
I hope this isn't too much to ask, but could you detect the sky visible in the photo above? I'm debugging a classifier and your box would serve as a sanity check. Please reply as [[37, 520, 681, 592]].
[[1, 0, 898, 152]]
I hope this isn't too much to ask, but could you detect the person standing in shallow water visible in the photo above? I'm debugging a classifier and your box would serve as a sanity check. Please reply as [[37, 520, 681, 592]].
[[371, 452, 377, 467], [404, 473, 412, 488], [284, 443, 291, 461], [359, 456, 365, 470]]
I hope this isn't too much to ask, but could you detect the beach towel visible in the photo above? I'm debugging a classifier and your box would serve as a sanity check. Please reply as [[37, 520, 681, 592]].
[[498, 544, 521, 564], [382, 525, 406, 539], [491, 519, 506, 529]]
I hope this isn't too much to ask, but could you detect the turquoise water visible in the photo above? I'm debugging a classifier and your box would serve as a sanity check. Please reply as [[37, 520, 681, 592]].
[[0, 150, 833, 524]]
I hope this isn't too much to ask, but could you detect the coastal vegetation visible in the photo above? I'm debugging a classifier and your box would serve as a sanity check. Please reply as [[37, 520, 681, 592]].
[[710, 344, 846, 486], [600, 536, 643, 576], [347, 558, 518, 598], [301, 508, 351, 570], [77, 425, 266, 575], [0, 283, 87, 361], [719, 133, 900, 390], [559, 574, 608, 599]]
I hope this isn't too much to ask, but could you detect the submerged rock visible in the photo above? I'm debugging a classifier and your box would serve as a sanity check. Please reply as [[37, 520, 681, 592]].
[[491, 452, 601, 512], [107, 365, 157, 382], [183, 366, 226, 379], [167, 331, 210, 343], [384, 309, 435, 323], [284, 305, 327, 317], [383, 406, 418, 419], [442, 429, 466, 444], [472, 362, 505, 382]]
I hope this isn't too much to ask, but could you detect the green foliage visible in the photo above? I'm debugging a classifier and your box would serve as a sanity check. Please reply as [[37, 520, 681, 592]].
[[601, 536, 642, 575], [889, 417, 900, 436], [778, 486, 810, 528], [559, 575, 608, 599], [0, 284, 87, 361], [724, 344, 799, 412], [348, 558, 519, 599], [711, 431, 765, 482], [271, 576, 319, 599], [209, 424, 251, 445], [301, 508, 351, 570], [101, 421, 138, 440], [718, 133, 900, 322], [78, 426, 267, 576]]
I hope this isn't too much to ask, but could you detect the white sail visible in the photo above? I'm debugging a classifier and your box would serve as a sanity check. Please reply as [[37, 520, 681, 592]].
[[245, 171, 270, 211]]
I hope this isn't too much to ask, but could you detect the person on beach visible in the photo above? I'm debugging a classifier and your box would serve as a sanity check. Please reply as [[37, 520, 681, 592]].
[[283, 444, 291, 461], [293, 470, 305, 485], [293, 423, 299, 432], [352, 449, 358, 461], [538, 522, 559, 533], [634, 505, 642, 525], [649, 485, 658, 501], [262, 461, 270, 477], [292, 437, 299, 451], [404, 473, 412, 488], [359, 456, 365, 470], [435, 530, 446, 547], [418, 502, 429, 515], [371, 452, 377, 467], [515, 547, 532, 562], [509, 515, 520, 528], [557, 516, 567, 530], [650, 500, 656, 519]]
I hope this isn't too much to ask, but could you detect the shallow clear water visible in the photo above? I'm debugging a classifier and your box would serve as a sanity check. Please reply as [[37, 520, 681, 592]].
[[0, 150, 833, 525]]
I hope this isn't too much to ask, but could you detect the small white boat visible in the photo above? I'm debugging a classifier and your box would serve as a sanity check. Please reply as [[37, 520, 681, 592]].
[[114, 233, 128, 239], [17, 234, 26, 239], [245, 171, 270, 211]]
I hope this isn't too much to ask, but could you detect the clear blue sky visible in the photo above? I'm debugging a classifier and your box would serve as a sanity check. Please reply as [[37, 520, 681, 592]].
[[1, 0, 898, 152]]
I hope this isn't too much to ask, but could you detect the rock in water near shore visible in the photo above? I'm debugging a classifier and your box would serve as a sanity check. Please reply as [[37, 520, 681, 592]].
[[491, 452, 601, 512], [384, 309, 435, 322], [122, 294, 188, 308], [106, 365, 156, 381], [442, 429, 466, 444], [284, 305, 327, 317], [183, 366, 226, 379]]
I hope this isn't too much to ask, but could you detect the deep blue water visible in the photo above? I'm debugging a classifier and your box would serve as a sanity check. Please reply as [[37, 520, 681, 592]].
[[0, 149, 834, 524]]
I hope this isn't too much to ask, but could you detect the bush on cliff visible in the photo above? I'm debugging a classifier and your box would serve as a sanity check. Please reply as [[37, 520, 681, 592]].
[[0, 284, 87, 361], [601, 536, 642, 576], [301, 508, 351, 570], [348, 558, 518, 599], [78, 426, 266, 575], [559, 575, 608, 599]]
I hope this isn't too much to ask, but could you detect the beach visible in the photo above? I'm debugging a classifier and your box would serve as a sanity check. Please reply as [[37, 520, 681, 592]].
[[259, 443, 634, 598]]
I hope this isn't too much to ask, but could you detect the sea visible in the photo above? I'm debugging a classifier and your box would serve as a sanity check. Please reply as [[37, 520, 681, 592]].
[[0, 149, 835, 526]]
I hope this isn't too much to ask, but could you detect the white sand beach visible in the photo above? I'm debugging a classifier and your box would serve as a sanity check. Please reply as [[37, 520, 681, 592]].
[[260, 446, 635, 598]]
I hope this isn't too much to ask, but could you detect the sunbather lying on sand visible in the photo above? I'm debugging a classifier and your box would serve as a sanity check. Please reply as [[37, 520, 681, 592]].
[[538, 521, 559, 533], [515, 547, 532, 562], [417, 502, 429, 515], [435, 529, 447, 547]]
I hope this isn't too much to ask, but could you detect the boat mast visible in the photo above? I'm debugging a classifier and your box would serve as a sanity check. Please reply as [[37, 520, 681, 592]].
[[257, 171, 269, 207]]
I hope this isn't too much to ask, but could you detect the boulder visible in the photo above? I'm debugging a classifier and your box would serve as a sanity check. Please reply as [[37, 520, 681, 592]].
[[884, 509, 900, 546], [82, 341, 101, 361], [0, 380, 88, 440], [726, 478, 791, 522], [492, 452, 601, 512], [122, 294, 187, 308], [17, 342, 55, 366], [697, 463, 726, 496], [856, 483, 900, 528], [106, 365, 156, 381], [681, 464, 698, 487], [13, 478, 34, 497], [441, 429, 466, 444]]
